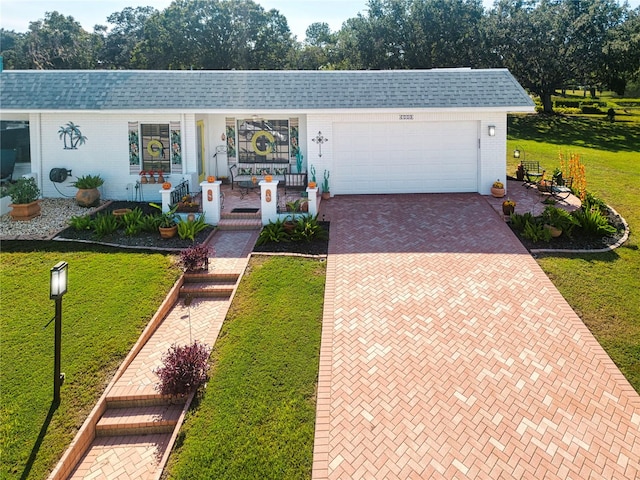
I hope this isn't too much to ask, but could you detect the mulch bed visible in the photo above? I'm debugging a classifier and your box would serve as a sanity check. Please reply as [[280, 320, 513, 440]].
[[55, 201, 215, 251], [252, 222, 330, 256], [53, 200, 624, 256], [508, 206, 627, 252]]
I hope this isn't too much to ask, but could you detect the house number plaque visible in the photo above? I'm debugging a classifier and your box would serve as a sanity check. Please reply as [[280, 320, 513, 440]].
[[399, 115, 414, 120]]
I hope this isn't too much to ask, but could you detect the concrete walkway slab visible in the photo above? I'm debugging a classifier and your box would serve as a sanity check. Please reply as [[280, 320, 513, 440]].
[[314, 194, 640, 479]]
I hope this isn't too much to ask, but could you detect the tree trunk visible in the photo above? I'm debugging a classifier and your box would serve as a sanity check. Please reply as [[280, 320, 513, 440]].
[[541, 92, 554, 114]]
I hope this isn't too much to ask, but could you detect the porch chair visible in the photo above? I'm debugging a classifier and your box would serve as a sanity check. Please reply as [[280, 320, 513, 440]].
[[521, 161, 543, 186], [0, 149, 16, 184]]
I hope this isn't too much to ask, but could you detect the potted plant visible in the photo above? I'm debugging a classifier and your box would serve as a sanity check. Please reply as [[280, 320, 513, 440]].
[[491, 180, 505, 198], [8, 177, 41, 220], [541, 205, 579, 238], [502, 198, 516, 215], [150, 202, 179, 238], [139, 170, 148, 183], [321, 169, 330, 200], [72, 174, 104, 207]]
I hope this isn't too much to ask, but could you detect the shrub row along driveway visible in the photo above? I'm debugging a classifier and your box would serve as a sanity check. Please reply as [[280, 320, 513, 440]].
[[314, 194, 640, 479]]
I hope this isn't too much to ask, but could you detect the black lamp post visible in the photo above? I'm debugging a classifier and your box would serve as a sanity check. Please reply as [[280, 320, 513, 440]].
[[50, 261, 68, 404]]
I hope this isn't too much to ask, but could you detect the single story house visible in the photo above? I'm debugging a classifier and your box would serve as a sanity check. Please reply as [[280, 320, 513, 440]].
[[0, 69, 534, 201]]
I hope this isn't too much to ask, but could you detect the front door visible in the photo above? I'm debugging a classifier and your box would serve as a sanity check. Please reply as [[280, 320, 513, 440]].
[[197, 120, 205, 183]]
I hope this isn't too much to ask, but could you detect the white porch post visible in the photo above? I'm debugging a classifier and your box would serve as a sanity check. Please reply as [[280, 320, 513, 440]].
[[160, 187, 173, 213], [260, 180, 279, 225], [200, 180, 221, 225], [307, 185, 318, 216]]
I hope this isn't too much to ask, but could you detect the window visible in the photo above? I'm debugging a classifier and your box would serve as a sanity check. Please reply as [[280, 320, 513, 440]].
[[236, 119, 289, 163], [141, 124, 170, 172]]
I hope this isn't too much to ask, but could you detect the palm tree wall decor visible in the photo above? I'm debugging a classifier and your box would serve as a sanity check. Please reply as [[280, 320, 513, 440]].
[[58, 121, 88, 149]]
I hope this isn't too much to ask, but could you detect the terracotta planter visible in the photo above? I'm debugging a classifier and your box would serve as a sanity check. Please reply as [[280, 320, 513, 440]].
[[537, 180, 551, 192], [159, 225, 178, 239], [321, 192, 330, 200], [544, 225, 562, 237], [283, 221, 295, 233], [502, 204, 515, 215], [76, 188, 101, 207], [491, 187, 505, 198], [140, 175, 148, 184], [9, 200, 41, 221], [112, 208, 132, 217]]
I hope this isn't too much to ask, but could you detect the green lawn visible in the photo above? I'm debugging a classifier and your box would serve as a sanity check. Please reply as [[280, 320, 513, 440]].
[[164, 256, 325, 479], [507, 109, 640, 392], [0, 242, 180, 479]]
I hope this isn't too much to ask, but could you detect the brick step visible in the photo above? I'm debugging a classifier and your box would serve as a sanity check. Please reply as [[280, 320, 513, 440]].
[[221, 211, 260, 220], [105, 392, 181, 409], [183, 272, 239, 284], [179, 285, 234, 298], [96, 403, 183, 437], [217, 218, 262, 231]]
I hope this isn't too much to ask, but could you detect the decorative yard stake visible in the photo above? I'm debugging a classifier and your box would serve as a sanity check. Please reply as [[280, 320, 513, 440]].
[[312, 131, 328, 157]]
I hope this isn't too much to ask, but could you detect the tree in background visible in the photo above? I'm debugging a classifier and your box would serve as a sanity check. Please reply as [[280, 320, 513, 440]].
[[99, 6, 158, 69], [0, 0, 637, 102], [485, 0, 627, 113], [132, 0, 295, 70], [20, 12, 98, 69]]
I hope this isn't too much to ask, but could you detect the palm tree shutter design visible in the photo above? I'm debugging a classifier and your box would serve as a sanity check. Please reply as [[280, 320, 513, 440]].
[[170, 122, 181, 174], [128, 122, 140, 174], [225, 118, 236, 160]]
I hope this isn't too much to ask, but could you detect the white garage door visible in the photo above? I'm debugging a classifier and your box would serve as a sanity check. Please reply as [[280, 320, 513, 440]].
[[332, 121, 479, 194]]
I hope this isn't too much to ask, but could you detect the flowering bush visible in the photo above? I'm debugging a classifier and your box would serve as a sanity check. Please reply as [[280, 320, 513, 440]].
[[154, 341, 211, 396]]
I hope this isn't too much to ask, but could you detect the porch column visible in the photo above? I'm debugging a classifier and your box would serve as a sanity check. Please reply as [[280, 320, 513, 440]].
[[307, 186, 318, 216], [260, 180, 279, 225], [200, 180, 221, 225], [160, 187, 173, 213]]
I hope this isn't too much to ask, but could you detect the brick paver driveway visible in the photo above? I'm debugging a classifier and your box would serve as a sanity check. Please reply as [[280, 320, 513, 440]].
[[314, 194, 640, 479]]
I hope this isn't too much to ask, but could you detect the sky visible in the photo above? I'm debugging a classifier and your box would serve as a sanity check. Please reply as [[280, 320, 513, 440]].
[[1, 0, 638, 41]]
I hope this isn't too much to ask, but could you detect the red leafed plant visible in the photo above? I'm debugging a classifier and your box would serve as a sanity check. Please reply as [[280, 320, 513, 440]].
[[178, 244, 212, 272], [154, 341, 211, 396]]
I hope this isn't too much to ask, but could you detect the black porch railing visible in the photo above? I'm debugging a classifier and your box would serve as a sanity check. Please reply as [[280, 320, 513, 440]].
[[170, 180, 190, 205]]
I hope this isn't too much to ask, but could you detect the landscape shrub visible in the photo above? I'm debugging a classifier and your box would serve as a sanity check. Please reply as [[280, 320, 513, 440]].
[[177, 215, 209, 241], [179, 244, 212, 272], [154, 341, 211, 397], [92, 212, 119, 238], [291, 215, 328, 243], [572, 207, 617, 237], [522, 220, 552, 242], [122, 207, 144, 236], [256, 218, 289, 245], [69, 214, 93, 231]]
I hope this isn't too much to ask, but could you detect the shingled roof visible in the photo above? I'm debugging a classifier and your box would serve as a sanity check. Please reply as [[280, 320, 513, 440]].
[[0, 69, 534, 112]]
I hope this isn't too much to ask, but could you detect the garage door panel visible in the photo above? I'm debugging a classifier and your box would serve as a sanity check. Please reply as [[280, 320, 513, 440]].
[[333, 121, 478, 194]]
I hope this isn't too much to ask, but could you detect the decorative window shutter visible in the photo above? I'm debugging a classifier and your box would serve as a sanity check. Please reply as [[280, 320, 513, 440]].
[[128, 122, 140, 174], [170, 122, 181, 174], [225, 118, 236, 160]]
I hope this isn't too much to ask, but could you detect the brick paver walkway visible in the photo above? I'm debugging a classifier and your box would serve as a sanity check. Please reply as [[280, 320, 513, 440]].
[[314, 194, 640, 479], [63, 230, 258, 480]]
